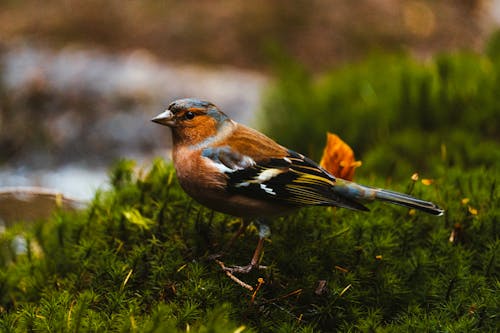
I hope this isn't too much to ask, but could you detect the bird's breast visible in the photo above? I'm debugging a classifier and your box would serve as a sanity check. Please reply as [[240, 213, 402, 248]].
[[173, 146, 226, 192], [172, 146, 234, 215]]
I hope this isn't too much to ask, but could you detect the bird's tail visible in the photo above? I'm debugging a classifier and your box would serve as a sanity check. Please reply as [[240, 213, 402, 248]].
[[332, 180, 444, 216], [372, 188, 444, 215]]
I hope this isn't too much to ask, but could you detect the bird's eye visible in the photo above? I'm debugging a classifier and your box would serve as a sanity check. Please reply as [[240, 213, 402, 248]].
[[185, 111, 195, 120]]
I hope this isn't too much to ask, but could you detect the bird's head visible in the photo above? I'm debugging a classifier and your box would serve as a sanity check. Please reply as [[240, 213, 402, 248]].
[[152, 98, 231, 145]]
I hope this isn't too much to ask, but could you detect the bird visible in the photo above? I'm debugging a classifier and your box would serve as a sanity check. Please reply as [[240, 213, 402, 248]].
[[152, 98, 444, 274]]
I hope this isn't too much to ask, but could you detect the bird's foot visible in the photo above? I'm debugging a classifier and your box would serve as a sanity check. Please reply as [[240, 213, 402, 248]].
[[214, 259, 267, 291], [214, 221, 270, 290]]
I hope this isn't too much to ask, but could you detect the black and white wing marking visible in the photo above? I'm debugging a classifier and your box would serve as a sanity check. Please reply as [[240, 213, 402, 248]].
[[202, 147, 369, 211]]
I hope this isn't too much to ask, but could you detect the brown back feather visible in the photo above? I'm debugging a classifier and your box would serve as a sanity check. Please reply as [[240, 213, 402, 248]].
[[215, 123, 288, 161]]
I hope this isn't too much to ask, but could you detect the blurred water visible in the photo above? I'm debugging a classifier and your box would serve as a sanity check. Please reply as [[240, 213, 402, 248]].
[[0, 43, 267, 202], [0, 165, 109, 201]]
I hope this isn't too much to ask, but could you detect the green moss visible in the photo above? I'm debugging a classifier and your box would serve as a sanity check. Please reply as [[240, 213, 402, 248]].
[[0, 158, 497, 332]]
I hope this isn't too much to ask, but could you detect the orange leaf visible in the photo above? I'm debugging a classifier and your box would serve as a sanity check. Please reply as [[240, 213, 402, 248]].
[[319, 132, 361, 181], [421, 179, 434, 186]]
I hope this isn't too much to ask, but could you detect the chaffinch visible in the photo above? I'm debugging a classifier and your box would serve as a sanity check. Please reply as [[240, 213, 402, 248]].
[[152, 98, 443, 274]]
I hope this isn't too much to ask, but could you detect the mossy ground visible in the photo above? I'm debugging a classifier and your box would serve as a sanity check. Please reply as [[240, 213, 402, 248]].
[[0, 158, 497, 332]]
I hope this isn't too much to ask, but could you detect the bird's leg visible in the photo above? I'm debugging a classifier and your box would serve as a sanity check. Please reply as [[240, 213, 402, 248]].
[[222, 220, 270, 274]]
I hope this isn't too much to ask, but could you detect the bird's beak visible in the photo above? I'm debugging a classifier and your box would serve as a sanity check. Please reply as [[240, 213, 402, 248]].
[[151, 110, 176, 127]]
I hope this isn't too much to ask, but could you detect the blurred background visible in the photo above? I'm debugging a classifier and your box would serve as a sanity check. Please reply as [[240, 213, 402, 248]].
[[0, 0, 499, 206]]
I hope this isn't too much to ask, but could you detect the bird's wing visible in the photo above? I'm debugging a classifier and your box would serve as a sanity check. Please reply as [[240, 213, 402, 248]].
[[201, 145, 369, 211]]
